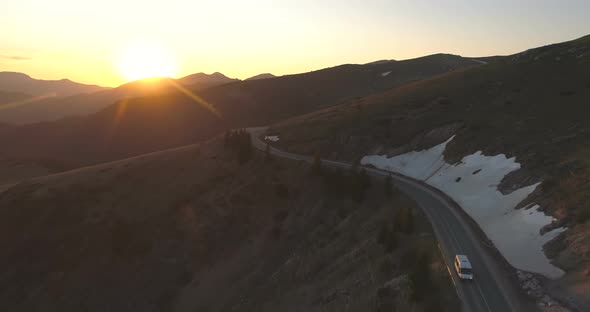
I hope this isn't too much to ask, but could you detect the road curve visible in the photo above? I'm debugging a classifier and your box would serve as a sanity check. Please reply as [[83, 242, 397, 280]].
[[248, 127, 530, 312]]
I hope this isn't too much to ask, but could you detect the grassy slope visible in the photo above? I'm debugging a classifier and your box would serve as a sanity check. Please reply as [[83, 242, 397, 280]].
[[270, 35, 590, 301], [0, 137, 457, 312]]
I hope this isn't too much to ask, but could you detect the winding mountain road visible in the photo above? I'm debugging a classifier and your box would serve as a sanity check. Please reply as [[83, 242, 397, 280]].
[[248, 127, 531, 312]]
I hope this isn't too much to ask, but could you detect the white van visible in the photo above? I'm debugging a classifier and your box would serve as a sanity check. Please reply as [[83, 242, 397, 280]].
[[454, 254, 474, 280]]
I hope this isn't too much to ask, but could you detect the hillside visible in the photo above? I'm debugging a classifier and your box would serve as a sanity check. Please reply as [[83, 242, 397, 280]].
[[0, 73, 239, 125], [0, 54, 480, 167], [0, 136, 458, 312], [177, 72, 239, 86], [202, 54, 480, 126], [245, 73, 276, 81], [0, 72, 106, 97], [267, 34, 590, 309], [0, 90, 33, 106]]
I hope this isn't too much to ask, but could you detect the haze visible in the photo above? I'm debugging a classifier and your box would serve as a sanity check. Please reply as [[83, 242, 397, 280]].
[[2, 0, 589, 86]]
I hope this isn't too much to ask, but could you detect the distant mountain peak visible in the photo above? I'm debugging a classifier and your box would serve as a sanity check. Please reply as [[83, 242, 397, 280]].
[[177, 72, 239, 87], [0, 71, 107, 97], [245, 73, 276, 81], [211, 72, 228, 78]]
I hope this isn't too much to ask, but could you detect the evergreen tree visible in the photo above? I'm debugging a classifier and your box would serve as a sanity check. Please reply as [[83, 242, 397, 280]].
[[384, 174, 393, 197], [265, 142, 272, 162], [312, 152, 323, 175], [359, 168, 371, 190], [394, 206, 414, 234], [409, 252, 433, 302], [223, 130, 230, 148], [350, 157, 360, 175]]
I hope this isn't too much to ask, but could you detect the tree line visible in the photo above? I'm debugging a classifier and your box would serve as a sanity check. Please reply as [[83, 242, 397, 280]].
[[224, 129, 252, 164]]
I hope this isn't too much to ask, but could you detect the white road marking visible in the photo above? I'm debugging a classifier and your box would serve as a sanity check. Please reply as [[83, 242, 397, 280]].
[[475, 280, 492, 312]]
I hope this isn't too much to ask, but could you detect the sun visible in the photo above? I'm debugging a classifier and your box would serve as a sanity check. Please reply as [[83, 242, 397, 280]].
[[117, 41, 177, 82]]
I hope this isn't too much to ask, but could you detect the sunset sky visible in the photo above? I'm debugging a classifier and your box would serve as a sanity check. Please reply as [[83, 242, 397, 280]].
[[1, 0, 589, 87]]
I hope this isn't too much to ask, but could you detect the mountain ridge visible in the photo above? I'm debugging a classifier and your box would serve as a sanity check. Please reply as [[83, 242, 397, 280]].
[[0, 71, 107, 97]]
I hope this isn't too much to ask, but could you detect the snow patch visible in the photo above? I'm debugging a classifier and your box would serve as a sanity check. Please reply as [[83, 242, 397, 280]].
[[471, 59, 488, 65], [264, 135, 279, 142], [361, 138, 566, 279], [381, 71, 392, 77]]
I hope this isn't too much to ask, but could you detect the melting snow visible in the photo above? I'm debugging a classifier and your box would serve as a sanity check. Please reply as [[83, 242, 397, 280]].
[[264, 136, 279, 142], [471, 59, 488, 65], [381, 71, 392, 77], [361, 138, 566, 279]]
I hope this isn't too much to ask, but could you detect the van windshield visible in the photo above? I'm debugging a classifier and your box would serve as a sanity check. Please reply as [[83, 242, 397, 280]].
[[461, 268, 473, 275]]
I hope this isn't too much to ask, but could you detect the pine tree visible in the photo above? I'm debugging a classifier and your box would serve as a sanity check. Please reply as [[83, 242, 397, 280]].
[[359, 168, 371, 190], [409, 252, 433, 302], [265, 142, 272, 162], [384, 174, 393, 197], [312, 152, 322, 175], [223, 130, 230, 148], [350, 157, 360, 175]]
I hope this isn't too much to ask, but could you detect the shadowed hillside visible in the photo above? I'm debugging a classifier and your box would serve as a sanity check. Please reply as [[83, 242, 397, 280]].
[[0, 136, 457, 312], [268, 34, 590, 310], [0, 72, 106, 97], [0, 73, 238, 125], [245, 73, 276, 81], [0, 54, 479, 167]]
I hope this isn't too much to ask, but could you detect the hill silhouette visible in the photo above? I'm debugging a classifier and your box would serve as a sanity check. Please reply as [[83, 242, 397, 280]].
[[0, 72, 106, 97], [245, 73, 276, 80], [0, 73, 239, 124], [0, 54, 479, 166]]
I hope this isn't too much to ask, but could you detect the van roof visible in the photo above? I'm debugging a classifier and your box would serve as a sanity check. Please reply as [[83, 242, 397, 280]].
[[456, 254, 472, 269]]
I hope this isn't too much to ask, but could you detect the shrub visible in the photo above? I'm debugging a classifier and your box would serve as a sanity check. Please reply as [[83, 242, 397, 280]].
[[264, 143, 272, 162], [321, 166, 371, 202], [275, 183, 289, 199], [377, 222, 398, 253], [409, 251, 435, 302], [394, 206, 414, 234], [274, 210, 289, 222], [225, 129, 252, 164], [384, 174, 393, 197], [312, 152, 323, 175]]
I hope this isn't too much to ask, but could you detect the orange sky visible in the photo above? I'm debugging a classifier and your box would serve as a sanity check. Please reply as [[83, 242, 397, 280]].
[[1, 0, 589, 87]]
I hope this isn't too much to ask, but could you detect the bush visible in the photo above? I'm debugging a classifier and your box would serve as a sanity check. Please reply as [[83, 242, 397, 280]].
[[394, 206, 414, 234], [264, 143, 272, 162], [379, 258, 395, 275], [384, 174, 393, 197], [409, 251, 435, 302], [225, 129, 252, 164], [321, 167, 371, 202], [576, 206, 590, 224], [274, 210, 289, 222], [377, 222, 398, 253], [275, 183, 289, 199], [312, 152, 323, 175]]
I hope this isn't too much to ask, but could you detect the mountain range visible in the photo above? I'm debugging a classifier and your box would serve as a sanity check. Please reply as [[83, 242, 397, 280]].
[[0, 53, 479, 165], [0, 72, 238, 124]]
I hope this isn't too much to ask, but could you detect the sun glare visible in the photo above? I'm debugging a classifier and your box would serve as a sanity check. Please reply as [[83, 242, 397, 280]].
[[117, 41, 177, 82]]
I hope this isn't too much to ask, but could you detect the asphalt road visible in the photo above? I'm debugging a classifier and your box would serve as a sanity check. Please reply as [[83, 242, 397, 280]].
[[249, 128, 528, 312]]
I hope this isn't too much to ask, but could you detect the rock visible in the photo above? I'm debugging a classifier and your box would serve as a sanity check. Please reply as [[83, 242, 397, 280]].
[[517, 270, 543, 298]]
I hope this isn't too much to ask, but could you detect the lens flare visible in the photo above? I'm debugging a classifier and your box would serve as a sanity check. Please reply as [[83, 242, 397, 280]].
[[117, 41, 177, 81]]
